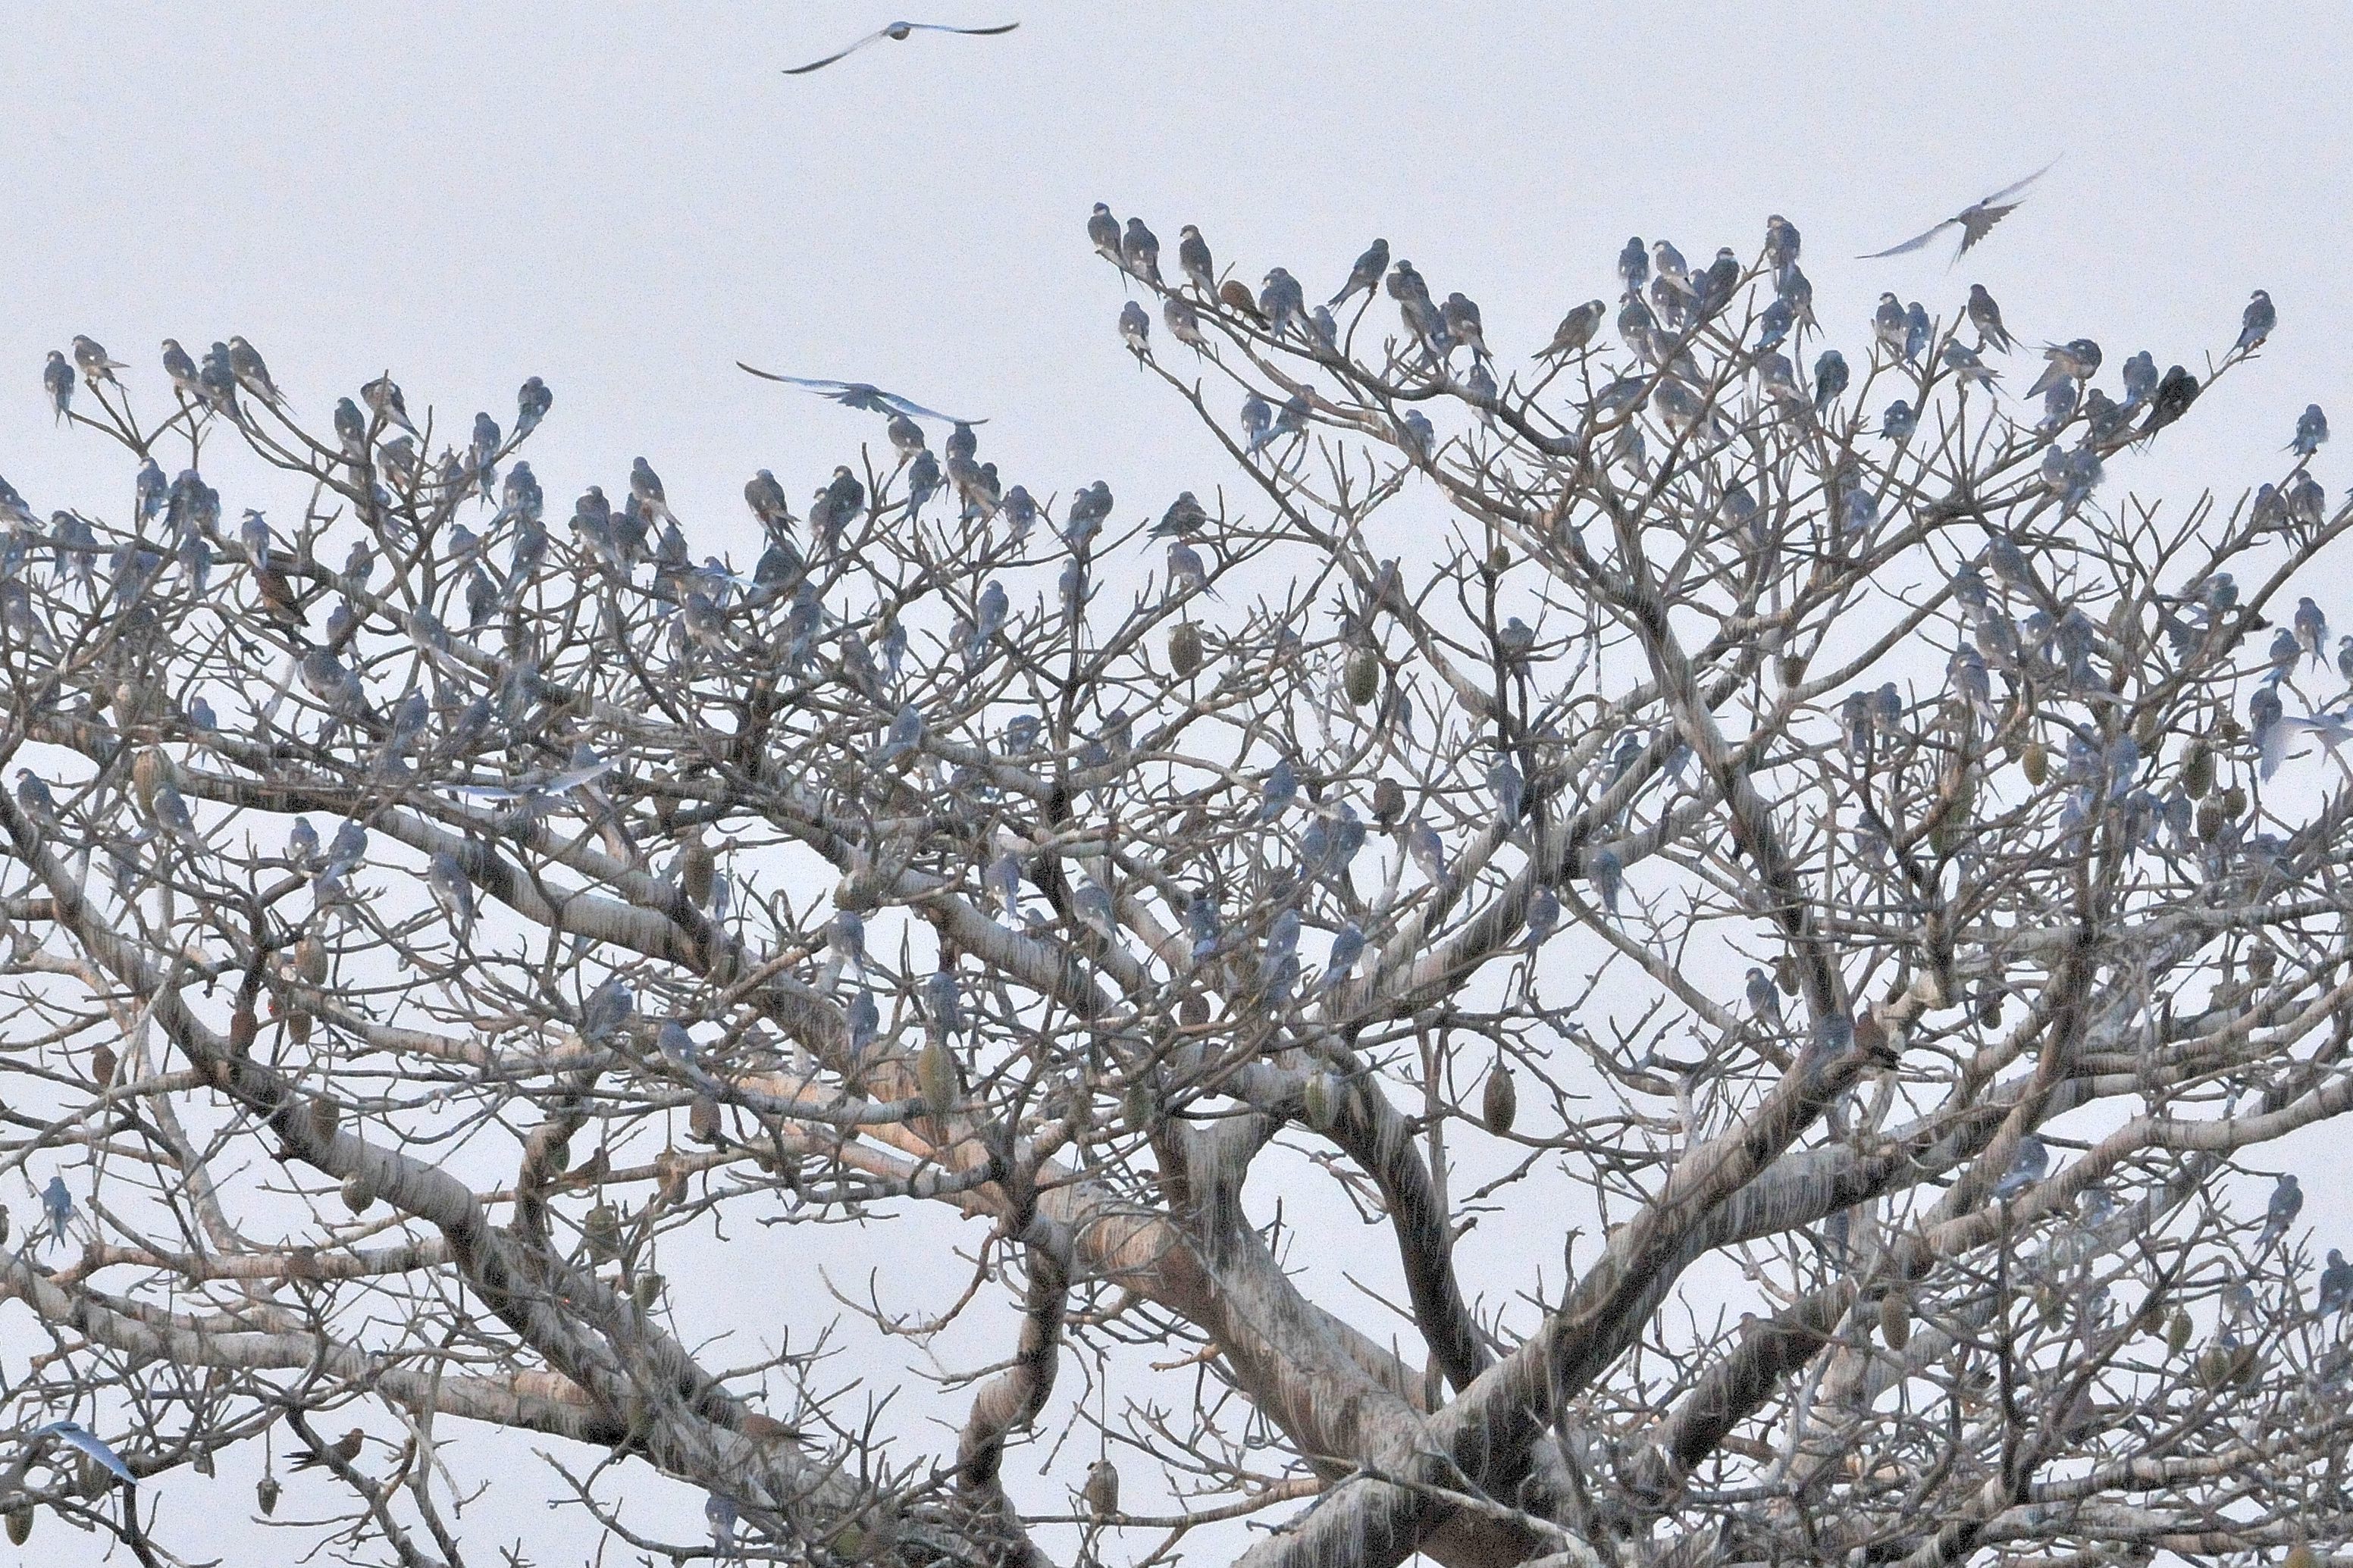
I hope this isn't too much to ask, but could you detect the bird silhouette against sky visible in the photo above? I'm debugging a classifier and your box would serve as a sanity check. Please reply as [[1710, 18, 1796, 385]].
[[1859, 158, 2060, 264], [782, 20, 1018, 75]]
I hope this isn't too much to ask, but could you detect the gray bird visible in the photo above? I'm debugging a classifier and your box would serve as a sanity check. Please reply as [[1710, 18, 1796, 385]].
[[42, 351, 72, 423], [1087, 202, 1120, 262], [1859, 158, 2058, 263], [1440, 292, 1489, 363], [1122, 218, 1161, 285], [2236, 289, 2275, 355], [1812, 350, 1847, 416], [1993, 1134, 2048, 1199], [428, 852, 475, 940], [1966, 283, 2013, 352], [2261, 1172, 2303, 1247], [1258, 759, 1298, 822], [2318, 1249, 2353, 1316], [782, 18, 1017, 74], [629, 457, 675, 524], [226, 336, 285, 406], [1587, 847, 1623, 917], [40, 1175, 72, 1250], [1261, 268, 1306, 340], [735, 365, 978, 424], [2296, 597, 2329, 667], [1881, 399, 1916, 442], [1163, 295, 1207, 350], [516, 374, 552, 436], [2026, 339, 2101, 400], [1940, 340, 1999, 393], [30, 1421, 135, 1487], [1177, 224, 1214, 295], [1330, 239, 1390, 308], [583, 976, 634, 1041], [1120, 300, 1151, 357], [2291, 403, 2328, 459], [1764, 214, 1801, 269], [71, 334, 126, 385], [1522, 886, 1559, 952], [1540, 299, 1606, 361], [1745, 966, 1781, 1024], [362, 374, 418, 434]]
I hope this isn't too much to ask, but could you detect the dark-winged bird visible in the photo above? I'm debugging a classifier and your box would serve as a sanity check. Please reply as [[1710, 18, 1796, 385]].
[[1859, 159, 2058, 264], [735, 365, 981, 424], [784, 19, 1018, 74]]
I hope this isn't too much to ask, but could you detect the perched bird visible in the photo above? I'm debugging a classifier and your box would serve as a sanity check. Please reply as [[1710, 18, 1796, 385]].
[[706, 1493, 738, 1557], [362, 374, 418, 434], [2139, 366, 2200, 440], [227, 336, 285, 406], [1966, 284, 2014, 352], [2261, 1172, 2303, 1247], [428, 852, 476, 941], [41, 1174, 72, 1250], [1859, 159, 2058, 263], [1261, 268, 1306, 340], [42, 351, 72, 422], [629, 457, 675, 524], [1119, 300, 1151, 357], [1087, 202, 1120, 261], [1746, 966, 1781, 1024], [583, 976, 635, 1042], [1176, 224, 1214, 295], [2236, 289, 2275, 355], [2318, 1249, 2353, 1316], [1812, 350, 1847, 416], [1330, 239, 1390, 308], [1540, 299, 1606, 361], [290, 1429, 365, 1471], [2291, 402, 2328, 459], [1993, 1134, 2048, 1199], [2296, 597, 2329, 667], [1122, 218, 1162, 285], [783, 18, 1017, 73]]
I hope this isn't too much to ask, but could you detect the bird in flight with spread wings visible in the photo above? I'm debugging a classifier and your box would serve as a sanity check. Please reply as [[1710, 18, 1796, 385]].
[[782, 19, 1019, 75], [1858, 159, 2060, 264], [736, 365, 984, 425]]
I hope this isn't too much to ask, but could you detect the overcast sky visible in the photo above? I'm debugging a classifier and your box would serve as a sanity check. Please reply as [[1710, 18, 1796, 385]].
[[6, 5, 2351, 1563]]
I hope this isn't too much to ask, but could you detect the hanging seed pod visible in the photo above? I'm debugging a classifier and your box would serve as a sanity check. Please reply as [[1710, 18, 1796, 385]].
[[2221, 783, 2248, 818], [1168, 622, 1204, 678], [655, 1150, 688, 1203], [2196, 800, 2225, 843], [2215, 711, 2245, 745], [1480, 1057, 1517, 1137], [2167, 1308, 2194, 1357], [1487, 544, 1512, 575], [2132, 1289, 2164, 1337], [1371, 777, 1406, 828], [2233, 1338, 2261, 1385], [546, 1138, 572, 1175], [2021, 737, 2049, 786], [5, 1504, 30, 1545], [1774, 956, 1800, 997], [2132, 706, 2164, 753], [2249, 946, 2277, 983], [296, 934, 329, 986], [1975, 985, 2003, 1029], [2182, 737, 2214, 799], [193, 1448, 214, 1477], [287, 1006, 313, 1046], [2286, 1544, 2320, 1568], [90, 1043, 117, 1088], [310, 1097, 341, 1144], [916, 1038, 957, 1118], [2195, 1344, 2230, 1389], [1344, 646, 1380, 706], [688, 1096, 723, 1144], [584, 1203, 623, 1263], [0, 1208, 11, 1247], [632, 1270, 664, 1310], [340, 1173, 374, 1215], [78, 1454, 109, 1498], [1878, 1288, 1911, 1351], [1121, 1079, 1153, 1128], [1302, 1072, 1340, 1134], [256, 1476, 280, 1516], [2035, 1286, 2064, 1332], [1178, 994, 1209, 1028]]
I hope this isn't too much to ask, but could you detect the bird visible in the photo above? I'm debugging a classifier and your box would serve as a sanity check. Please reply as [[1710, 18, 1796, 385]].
[[2318, 1249, 2353, 1316], [1330, 239, 1390, 308], [428, 852, 476, 941], [1540, 299, 1606, 361], [783, 19, 1017, 74], [1858, 159, 2058, 263], [1993, 1134, 2048, 1199], [2236, 290, 2275, 355], [706, 1493, 739, 1557], [40, 1175, 72, 1250], [227, 336, 286, 407], [29, 1420, 136, 1487], [1177, 224, 1214, 295], [734, 365, 979, 424], [290, 1428, 365, 1471], [2139, 366, 2200, 440], [2261, 1172, 2303, 1247], [1746, 966, 1781, 1025], [2291, 404, 2329, 459], [42, 352, 73, 423]]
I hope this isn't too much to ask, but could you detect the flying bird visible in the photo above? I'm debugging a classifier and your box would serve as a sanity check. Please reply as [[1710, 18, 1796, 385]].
[[783, 19, 1018, 74], [735, 365, 983, 425], [1858, 159, 2059, 264]]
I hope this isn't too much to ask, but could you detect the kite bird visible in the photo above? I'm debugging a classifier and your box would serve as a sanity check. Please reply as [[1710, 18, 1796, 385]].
[[783, 20, 1018, 74], [1859, 159, 2059, 265], [735, 365, 983, 426]]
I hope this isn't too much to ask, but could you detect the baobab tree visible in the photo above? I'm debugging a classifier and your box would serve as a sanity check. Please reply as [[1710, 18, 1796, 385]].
[[1, 205, 2348, 1568]]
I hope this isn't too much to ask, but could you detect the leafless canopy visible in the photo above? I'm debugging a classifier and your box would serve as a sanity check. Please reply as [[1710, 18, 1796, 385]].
[[2, 209, 2350, 1568]]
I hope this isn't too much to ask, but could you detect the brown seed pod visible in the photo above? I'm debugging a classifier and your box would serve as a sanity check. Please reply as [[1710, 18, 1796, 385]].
[[1169, 621, 1204, 678], [1878, 1289, 1911, 1351], [584, 1203, 623, 1263], [256, 1476, 280, 1516], [2021, 738, 2049, 786], [2182, 738, 2214, 799], [2167, 1309, 2194, 1357], [1302, 1072, 1341, 1134], [632, 1270, 664, 1310], [916, 1038, 957, 1118], [6, 1503, 32, 1544], [1480, 1058, 1517, 1137], [1344, 646, 1380, 706]]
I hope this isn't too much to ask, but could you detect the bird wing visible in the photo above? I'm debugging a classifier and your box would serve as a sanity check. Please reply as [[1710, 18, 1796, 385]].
[[1974, 156, 2060, 208], [1856, 217, 1958, 259], [782, 27, 890, 74], [736, 365, 985, 425], [37, 1421, 135, 1484], [907, 20, 1020, 36]]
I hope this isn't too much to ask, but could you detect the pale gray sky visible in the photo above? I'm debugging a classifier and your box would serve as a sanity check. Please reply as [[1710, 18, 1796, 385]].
[[5, 5, 2351, 1563]]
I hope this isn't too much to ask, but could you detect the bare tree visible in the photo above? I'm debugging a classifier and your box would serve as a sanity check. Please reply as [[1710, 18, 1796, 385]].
[[1, 210, 2348, 1568]]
